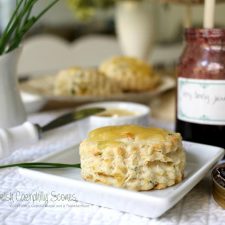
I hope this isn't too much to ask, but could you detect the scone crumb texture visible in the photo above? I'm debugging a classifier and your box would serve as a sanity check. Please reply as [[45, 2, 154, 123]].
[[80, 125, 185, 191]]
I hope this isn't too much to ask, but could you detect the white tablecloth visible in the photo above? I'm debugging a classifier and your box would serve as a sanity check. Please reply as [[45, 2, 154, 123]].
[[0, 111, 224, 225]]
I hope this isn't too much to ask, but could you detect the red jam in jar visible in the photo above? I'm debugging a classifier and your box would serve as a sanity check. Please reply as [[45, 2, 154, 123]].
[[176, 28, 225, 149]]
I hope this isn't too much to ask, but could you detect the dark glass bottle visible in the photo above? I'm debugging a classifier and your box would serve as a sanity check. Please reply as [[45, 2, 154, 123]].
[[176, 28, 225, 148]]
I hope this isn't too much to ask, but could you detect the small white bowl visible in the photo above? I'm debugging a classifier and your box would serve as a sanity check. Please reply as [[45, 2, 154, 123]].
[[21, 92, 47, 114], [77, 101, 150, 139]]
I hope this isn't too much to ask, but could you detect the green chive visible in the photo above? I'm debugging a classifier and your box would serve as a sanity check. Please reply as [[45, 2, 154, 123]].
[[0, 162, 81, 169], [0, 0, 59, 55]]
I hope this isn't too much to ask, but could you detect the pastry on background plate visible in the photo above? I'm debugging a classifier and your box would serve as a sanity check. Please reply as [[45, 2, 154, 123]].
[[54, 67, 122, 96], [99, 56, 159, 92], [80, 125, 186, 191]]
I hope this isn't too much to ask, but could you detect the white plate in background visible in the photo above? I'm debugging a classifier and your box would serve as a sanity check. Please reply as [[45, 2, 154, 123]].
[[18, 141, 224, 218], [20, 75, 175, 104]]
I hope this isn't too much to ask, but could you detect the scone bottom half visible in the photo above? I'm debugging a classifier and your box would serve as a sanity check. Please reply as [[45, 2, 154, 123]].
[[79, 125, 186, 191]]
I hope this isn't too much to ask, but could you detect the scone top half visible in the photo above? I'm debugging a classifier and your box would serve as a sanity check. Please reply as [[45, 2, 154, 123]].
[[80, 125, 185, 191], [99, 56, 159, 92]]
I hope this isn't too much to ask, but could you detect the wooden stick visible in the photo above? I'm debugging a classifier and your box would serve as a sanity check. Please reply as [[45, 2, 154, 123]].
[[203, 0, 215, 28], [184, 3, 192, 28]]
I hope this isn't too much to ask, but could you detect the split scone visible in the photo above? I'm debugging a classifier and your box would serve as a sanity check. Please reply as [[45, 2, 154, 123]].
[[80, 125, 186, 191], [99, 56, 159, 92], [54, 67, 122, 96]]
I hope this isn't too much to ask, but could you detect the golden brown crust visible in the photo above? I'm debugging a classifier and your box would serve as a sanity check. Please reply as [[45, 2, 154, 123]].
[[99, 56, 160, 92], [79, 125, 186, 191]]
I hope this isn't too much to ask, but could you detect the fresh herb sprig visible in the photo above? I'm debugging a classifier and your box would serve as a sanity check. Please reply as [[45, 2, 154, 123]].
[[0, 0, 59, 55], [0, 162, 81, 169]]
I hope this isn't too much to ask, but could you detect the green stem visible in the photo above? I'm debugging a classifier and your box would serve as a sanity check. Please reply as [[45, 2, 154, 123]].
[[2, 0, 23, 35], [16, 0, 37, 36], [24, 0, 36, 24], [0, 162, 81, 169], [0, 0, 24, 53], [6, 17, 36, 53], [0, 0, 59, 54], [4, 0, 38, 53]]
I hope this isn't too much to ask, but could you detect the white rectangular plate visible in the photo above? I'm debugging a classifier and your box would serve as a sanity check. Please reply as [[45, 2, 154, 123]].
[[18, 141, 224, 218]]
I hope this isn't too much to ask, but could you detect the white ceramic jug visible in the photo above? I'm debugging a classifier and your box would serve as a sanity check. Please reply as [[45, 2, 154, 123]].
[[0, 48, 27, 128]]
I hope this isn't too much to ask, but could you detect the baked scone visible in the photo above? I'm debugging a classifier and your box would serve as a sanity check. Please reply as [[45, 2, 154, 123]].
[[54, 67, 122, 96], [80, 125, 185, 191], [99, 56, 159, 92]]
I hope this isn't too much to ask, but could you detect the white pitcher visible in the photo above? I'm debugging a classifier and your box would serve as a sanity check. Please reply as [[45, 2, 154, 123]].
[[0, 48, 27, 128]]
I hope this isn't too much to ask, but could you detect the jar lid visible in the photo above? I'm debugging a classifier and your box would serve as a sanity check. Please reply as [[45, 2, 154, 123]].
[[185, 28, 225, 44], [160, 0, 225, 4], [212, 162, 225, 209]]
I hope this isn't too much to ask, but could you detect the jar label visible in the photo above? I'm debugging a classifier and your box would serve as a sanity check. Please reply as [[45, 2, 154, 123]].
[[178, 78, 225, 125]]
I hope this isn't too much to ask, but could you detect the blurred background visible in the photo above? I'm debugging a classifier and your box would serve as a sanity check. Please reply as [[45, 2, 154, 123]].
[[2, 0, 225, 44], [2, 0, 225, 122]]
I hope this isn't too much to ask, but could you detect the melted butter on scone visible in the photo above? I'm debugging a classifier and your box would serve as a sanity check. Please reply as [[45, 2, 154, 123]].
[[88, 125, 170, 142]]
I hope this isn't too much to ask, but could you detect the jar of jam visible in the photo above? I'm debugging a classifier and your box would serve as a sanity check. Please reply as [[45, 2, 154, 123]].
[[176, 28, 225, 149]]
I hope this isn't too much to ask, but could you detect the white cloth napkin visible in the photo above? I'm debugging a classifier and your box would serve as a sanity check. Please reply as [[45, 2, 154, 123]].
[[0, 111, 223, 225]]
